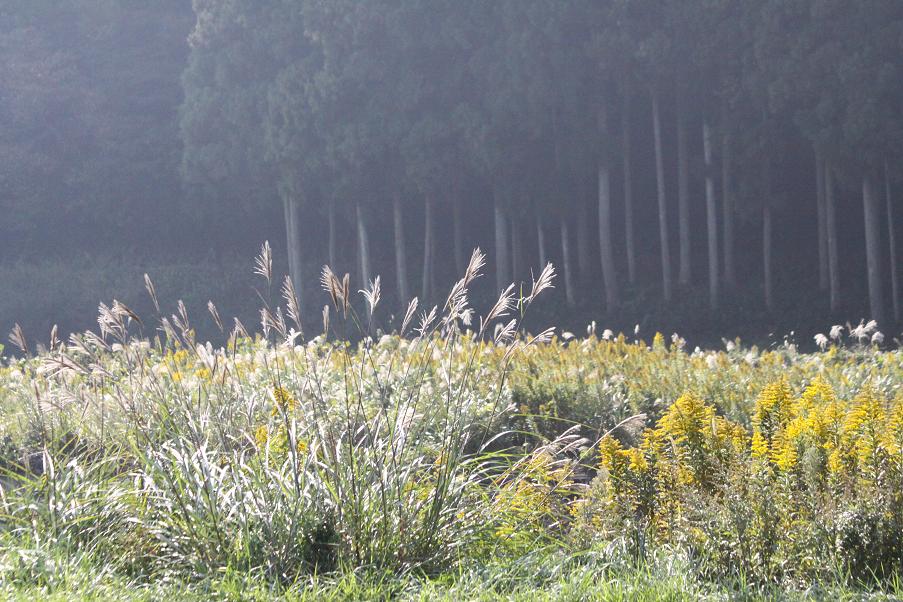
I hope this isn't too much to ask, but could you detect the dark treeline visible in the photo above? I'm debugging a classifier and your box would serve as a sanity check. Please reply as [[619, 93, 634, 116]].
[[2, 1, 903, 345]]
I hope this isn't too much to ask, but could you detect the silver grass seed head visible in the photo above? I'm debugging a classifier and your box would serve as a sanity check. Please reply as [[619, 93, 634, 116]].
[[207, 301, 224, 332], [9, 323, 28, 355], [253, 241, 273, 284]]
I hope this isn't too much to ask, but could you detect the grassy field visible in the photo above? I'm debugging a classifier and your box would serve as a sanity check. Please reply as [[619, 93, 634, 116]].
[[0, 249, 901, 600]]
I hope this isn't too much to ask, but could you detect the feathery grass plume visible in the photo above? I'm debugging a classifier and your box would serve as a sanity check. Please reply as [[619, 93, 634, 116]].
[[272, 307, 288, 339], [112, 300, 142, 328], [463, 248, 486, 286], [48, 324, 59, 353], [82, 329, 110, 352], [159, 316, 179, 345], [195, 343, 217, 374], [38, 352, 89, 379], [169, 301, 195, 347], [443, 278, 467, 318], [207, 301, 223, 332], [97, 302, 123, 341], [399, 297, 418, 337], [502, 339, 523, 362], [144, 273, 160, 313], [260, 307, 274, 339], [232, 317, 249, 339], [360, 276, 381, 315], [9, 323, 28, 355], [416, 305, 438, 338], [494, 318, 517, 345], [443, 249, 486, 326], [320, 265, 343, 310], [486, 284, 516, 325], [172, 300, 191, 336], [282, 276, 302, 332], [341, 273, 350, 314], [528, 327, 556, 346], [254, 241, 273, 284], [67, 332, 90, 357], [851, 319, 877, 344], [600, 413, 649, 448], [527, 263, 555, 305]]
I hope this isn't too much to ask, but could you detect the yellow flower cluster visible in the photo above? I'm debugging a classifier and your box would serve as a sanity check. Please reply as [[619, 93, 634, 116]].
[[593, 379, 903, 542], [752, 379, 902, 489], [271, 385, 298, 415]]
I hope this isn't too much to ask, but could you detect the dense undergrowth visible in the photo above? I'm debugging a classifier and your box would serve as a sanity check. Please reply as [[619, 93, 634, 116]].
[[0, 246, 901, 600]]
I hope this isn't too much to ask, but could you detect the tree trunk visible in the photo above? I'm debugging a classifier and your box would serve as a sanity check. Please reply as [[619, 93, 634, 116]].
[[283, 195, 295, 281], [598, 161, 619, 310], [722, 130, 736, 287], [536, 209, 547, 268], [677, 91, 691, 285], [576, 198, 592, 285], [622, 85, 636, 285], [825, 162, 841, 312], [652, 90, 673, 302], [356, 201, 371, 289], [863, 173, 886, 326], [494, 191, 510, 291], [763, 203, 773, 311], [328, 200, 337, 269], [560, 218, 576, 308], [393, 192, 410, 302], [453, 193, 465, 276], [511, 214, 521, 285], [703, 122, 719, 310], [422, 193, 435, 302], [283, 195, 303, 297], [816, 152, 828, 291], [885, 160, 900, 323]]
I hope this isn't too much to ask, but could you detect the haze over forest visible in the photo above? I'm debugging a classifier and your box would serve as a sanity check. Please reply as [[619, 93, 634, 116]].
[[2, 0, 903, 348]]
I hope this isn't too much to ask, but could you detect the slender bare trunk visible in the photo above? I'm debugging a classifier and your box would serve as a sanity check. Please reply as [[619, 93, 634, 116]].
[[328, 200, 337, 269], [816, 152, 828, 291], [763, 203, 773, 311], [677, 92, 691, 285], [576, 198, 592, 284], [453, 193, 465, 276], [422, 193, 434, 302], [283, 195, 295, 280], [885, 160, 900, 323], [536, 209, 547, 267], [560, 218, 576, 308], [652, 90, 673, 302], [598, 161, 619, 310], [494, 191, 510, 291], [703, 122, 719, 310], [863, 173, 886, 326], [393, 192, 410, 302], [722, 130, 736, 287], [356, 201, 371, 289], [825, 162, 840, 312], [622, 85, 636, 285], [283, 195, 303, 297], [511, 216, 520, 283]]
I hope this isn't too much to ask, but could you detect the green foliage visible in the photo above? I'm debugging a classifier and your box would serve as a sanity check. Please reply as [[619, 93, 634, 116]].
[[0, 250, 901, 597]]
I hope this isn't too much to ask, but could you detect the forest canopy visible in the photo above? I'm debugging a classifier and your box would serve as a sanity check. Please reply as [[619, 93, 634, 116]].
[[1, 0, 902, 345]]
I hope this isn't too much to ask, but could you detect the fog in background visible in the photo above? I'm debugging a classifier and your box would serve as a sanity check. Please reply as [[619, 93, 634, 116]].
[[2, 1, 902, 351]]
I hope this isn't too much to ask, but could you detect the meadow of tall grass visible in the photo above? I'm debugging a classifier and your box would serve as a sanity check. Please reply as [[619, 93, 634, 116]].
[[0, 244, 901, 600]]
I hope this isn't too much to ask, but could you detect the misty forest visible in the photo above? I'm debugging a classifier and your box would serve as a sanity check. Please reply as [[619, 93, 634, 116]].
[[2, 1, 903, 600]]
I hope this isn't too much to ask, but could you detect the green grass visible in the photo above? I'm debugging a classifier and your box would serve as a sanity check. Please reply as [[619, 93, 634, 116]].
[[5, 545, 900, 601], [1, 248, 901, 600]]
